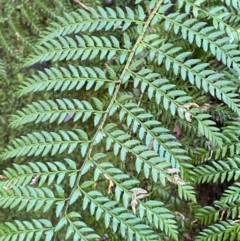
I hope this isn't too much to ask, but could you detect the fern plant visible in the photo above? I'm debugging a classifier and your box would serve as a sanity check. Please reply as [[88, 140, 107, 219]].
[[1, 0, 240, 240]]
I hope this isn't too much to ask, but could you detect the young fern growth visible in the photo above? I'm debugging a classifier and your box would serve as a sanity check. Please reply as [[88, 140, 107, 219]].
[[1, 0, 240, 240]]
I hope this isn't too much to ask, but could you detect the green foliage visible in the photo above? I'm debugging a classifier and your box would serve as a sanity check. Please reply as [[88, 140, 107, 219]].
[[1, 0, 240, 240], [0, 219, 54, 241], [0, 59, 6, 80]]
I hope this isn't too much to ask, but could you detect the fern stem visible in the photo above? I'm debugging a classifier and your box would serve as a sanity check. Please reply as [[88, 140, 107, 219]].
[[73, 0, 90, 11], [62, 0, 165, 215]]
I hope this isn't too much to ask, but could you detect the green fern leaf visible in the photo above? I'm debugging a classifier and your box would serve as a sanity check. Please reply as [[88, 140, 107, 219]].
[[39, 6, 145, 44], [195, 206, 220, 226], [24, 35, 128, 67], [195, 157, 240, 184], [10, 98, 103, 127], [0, 219, 54, 241], [103, 123, 170, 184], [1, 159, 77, 187], [17, 65, 115, 96], [196, 221, 240, 241], [79, 183, 160, 241], [138, 200, 178, 240], [1, 129, 89, 159]]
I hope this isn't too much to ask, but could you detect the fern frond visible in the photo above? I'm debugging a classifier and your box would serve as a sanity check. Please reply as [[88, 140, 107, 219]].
[[18, 65, 115, 96], [196, 221, 240, 241], [39, 6, 146, 44], [177, 184, 197, 203], [195, 157, 240, 184], [195, 113, 223, 147], [0, 30, 20, 60], [10, 98, 104, 127], [1, 159, 77, 187], [113, 96, 190, 168], [213, 201, 240, 221], [103, 123, 170, 184], [218, 182, 240, 204], [130, 68, 192, 115], [0, 59, 6, 79], [213, 122, 240, 159], [152, 8, 240, 74], [24, 35, 128, 67], [143, 35, 240, 115], [34, 0, 58, 18], [93, 161, 140, 207], [0, 219, 54, 241], [195, 206, 220, 226], [79, 182, 160, 241], [0, 185, 64, 212], [139, 200, 178, 240], [1, 129, 89, 159], [220, 0, 240, 10], [57, 212, 100, 240], [214, 141, 240, 160], [180, 1, 240, 41]]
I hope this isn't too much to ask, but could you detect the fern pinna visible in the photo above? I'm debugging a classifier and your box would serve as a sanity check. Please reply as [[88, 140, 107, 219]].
[[1, 0, 240, 240]]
